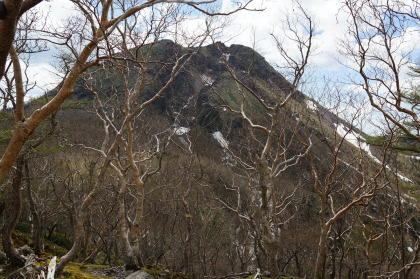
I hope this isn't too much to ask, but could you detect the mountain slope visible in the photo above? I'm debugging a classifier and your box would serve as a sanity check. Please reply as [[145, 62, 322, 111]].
[[20, 40, 420, 278]]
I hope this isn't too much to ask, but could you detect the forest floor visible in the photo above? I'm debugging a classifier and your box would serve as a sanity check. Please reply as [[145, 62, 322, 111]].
[[0, 224, 289, 279]]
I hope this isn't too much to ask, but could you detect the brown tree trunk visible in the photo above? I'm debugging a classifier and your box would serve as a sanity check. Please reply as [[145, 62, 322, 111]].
[[47, 223, 57, 240], [264, 239, 280, 279], [0, 39, 98, 182], [55, 216, 84, 275], [0, 0, 44, 79], [0, 0, 23, 79], [1, 157, 25, 266], [82, 216, 109, 264]]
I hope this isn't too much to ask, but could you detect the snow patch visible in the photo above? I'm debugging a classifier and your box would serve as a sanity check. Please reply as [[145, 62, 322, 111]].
[[336, 124, 370, 154], [183, 95, 194, 109], [306, 100, 317, 111], [396, 172, 412, 183], [200, 74, 214, 86], [408, 247, 414, 252], [212, 131, 236, 167], [335, 123, 413, 183], [212, 131, 229, 149], [404, 193, 417, 203], [223, 152, 237, 167], [174, 127, 190, 136], [407, 155, 420, 161]]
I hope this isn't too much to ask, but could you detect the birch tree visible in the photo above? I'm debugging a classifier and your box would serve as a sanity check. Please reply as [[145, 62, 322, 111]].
[[56, 4, 216, 272], [212, 2, 314, 276], [308, 86, 396, 278]]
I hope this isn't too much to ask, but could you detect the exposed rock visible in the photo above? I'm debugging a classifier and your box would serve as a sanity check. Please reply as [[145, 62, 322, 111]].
[[17, 245, 33, 256], [125, 270, 154, 279], [89, 265, 130, 279], [105, 266, 124, 276]]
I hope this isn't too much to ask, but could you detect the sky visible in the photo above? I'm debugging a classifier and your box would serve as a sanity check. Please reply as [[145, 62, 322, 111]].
[[22, 0, 349, 93], [220, 0, 346, 70], [8, 0, 420, 134]]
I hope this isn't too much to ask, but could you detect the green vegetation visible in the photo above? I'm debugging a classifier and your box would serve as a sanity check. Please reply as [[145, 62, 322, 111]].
[[58, 262, 111, 279]]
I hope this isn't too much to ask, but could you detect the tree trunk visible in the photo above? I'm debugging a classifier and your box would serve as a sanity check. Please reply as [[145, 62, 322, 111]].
[[330, 235, 336, 279], [79, 216, 92, 261], [118, 174, 144, 270], [265, 240, 280, 279], [55, 181, 103, 275], [47, 223, 57, 240], [0, 0, 23, 79], [295, 252, 302, 277], [119, 196, 144, 270], [55, 140, 117, 276], [82, 241, 103, 264], [82, 217, 109, 264], [314, 226, 329, 279], [124, 247, 144, 271], [1, 157, 25, 266], [55, 215, 84, 275], [24, 161, 43, 254], [0, 38, 98, 182]]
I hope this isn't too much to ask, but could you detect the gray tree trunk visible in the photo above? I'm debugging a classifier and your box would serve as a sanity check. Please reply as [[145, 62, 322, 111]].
[[24, 161, 43, 254], [314, 226, 329, 279], [1, 157, 25, 266]]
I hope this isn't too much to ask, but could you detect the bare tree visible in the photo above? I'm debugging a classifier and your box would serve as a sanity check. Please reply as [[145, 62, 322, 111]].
[[341, 0, 420, 142], [210, 2, 315, 277], [307, 85, 398, 278], [54, 5, 216, 272]]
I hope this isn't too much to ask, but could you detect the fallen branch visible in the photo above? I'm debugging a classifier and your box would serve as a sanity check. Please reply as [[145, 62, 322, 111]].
[[204, 272, 253, 279]]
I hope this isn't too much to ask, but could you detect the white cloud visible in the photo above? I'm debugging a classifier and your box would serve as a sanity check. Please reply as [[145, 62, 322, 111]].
[[25, 63, 61, 99], [215, 0, 347, 72], [15, 0, 78, 99], [36, 0, 78, 24], [24, 0, 347, 93], [221, 0, 233, 13]]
